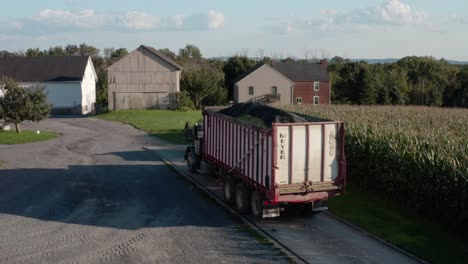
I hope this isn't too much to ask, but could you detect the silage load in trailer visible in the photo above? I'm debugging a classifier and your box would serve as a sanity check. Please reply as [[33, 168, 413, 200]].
[[219, 102, 316, 128]]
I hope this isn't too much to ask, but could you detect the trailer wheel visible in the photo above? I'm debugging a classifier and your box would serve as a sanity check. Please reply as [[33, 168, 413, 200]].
[[250, 190, 264, 220], [235, 183, 250, 214], [223, 176, 236, 205], [301, 203, 314, 217]]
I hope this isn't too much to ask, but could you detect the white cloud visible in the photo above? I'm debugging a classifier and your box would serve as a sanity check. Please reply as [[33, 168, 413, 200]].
[[1, 9, 225, 34], [327, 0, 425, 27], [208, 10, 225, 30], [38, 9, 106, 28], [7, 21, 24, 30], [120, 11, 159, 30], [171, 15, 184, 29], [267, 0, 426, 34]]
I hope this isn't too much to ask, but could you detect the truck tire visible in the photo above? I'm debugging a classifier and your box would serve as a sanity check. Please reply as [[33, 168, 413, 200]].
[[223, 175, 236, 205], [250, 190, 264, 220], [235, 183, 250, 214], [186, 149, 197, 173], [301, 203, 314, 216]]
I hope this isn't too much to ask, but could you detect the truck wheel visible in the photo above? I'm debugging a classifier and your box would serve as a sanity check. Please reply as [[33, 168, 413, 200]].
[[223, 176, 236, 205], [186, 150, 197, 173], [235, 183, 250, 214], [250, 190, 264, 220]]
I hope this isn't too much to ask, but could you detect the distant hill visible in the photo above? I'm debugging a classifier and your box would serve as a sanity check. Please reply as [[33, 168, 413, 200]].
[[349, 58, 468, 65], [210, 56, 468, 65]]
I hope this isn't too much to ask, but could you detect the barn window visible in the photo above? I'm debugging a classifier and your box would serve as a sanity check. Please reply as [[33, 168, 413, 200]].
[[271, 86, 278, 94], [314, 96, 319, 105], [314, 82, 320, 91], [296, 97, 302, 104], [249, 86, 254, 95]]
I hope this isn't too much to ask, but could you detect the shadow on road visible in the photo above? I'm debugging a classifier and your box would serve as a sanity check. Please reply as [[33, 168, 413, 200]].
[[0, 161, 237, 230], [97, 150, 163, 161]]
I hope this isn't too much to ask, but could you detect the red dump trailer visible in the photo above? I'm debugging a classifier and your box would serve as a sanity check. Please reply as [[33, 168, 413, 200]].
[[185, 106, 346, 218]]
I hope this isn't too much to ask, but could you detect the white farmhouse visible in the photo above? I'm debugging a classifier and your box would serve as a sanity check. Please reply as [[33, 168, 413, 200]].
[[0, 56, 97, 115]]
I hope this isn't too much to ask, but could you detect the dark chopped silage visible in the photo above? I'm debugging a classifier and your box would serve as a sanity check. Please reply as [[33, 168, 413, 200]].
[[218, 103, 308, 128]]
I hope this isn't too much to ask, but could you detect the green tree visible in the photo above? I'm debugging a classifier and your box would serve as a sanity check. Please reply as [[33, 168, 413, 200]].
[[398, 56, 452, 106], [26, 48, 46, 57], [47, 46, 66, 56], [110, 48, 128, 62], [446, 65, 468, 107], [178, 44, 202, 63], [175, 91, 196, 111], [0, 78, 51, 133], [92, 56, 108, 108], [65, 44, 80, 56], [202, 85, 227, 106], [223, 56, 256, 100], [78, 43, 100, 58], [181, 63, 224, 109], [158, 48, 177, 61]]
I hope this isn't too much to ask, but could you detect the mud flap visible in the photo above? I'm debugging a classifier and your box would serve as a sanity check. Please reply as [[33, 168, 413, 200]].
[[263, 204, 280, 218], [312, 200, 328, 212]]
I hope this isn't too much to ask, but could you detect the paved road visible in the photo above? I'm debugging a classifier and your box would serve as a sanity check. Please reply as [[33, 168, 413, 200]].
[[150, 145, 421, 264], [0, 118, 289, 264]]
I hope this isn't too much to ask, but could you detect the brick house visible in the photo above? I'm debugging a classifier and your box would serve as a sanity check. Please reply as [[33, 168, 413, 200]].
[[272, 60, 330, 105], [233, 60, 330, 105]]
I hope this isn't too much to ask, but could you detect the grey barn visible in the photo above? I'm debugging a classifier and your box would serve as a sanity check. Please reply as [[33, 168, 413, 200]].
[[107, 45, 182, 110]]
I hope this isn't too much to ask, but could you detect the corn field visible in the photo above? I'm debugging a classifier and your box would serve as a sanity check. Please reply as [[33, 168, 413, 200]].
[[282, 105, 468, 229]]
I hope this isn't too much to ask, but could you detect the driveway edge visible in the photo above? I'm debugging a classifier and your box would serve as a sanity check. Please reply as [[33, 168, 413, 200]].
[[149, 145, 426, 264], [324, 212, 428, 264], [158, 155, 307, 264]]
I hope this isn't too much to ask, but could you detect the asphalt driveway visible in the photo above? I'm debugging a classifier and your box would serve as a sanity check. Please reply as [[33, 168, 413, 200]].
[[0, 117, 288, 264]]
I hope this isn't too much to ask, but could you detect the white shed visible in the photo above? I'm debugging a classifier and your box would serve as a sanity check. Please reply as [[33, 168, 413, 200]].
[[0, 56, 97, 115]]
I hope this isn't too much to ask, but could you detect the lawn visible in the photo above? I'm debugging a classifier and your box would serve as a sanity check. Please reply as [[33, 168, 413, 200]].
[[95, 110, 202, 144], [0, 130, 58, 144], [328, 185, 468, 264]]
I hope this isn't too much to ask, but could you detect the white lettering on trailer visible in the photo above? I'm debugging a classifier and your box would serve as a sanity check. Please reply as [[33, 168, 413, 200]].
[[276, 127, 290, 184], [279, 133, 287, 160]]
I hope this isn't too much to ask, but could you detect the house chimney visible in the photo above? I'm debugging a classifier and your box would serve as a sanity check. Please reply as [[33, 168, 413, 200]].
[[320, 59, 328, 68]]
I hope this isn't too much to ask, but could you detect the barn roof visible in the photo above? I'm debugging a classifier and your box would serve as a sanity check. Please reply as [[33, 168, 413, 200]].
[[0, 56, 90, 82], [271, 62, 329, 81], [140, 45, 183, 70]]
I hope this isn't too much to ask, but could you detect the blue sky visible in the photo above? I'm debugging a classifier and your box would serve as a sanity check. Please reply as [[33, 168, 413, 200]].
[[1, 0, 468, 60]]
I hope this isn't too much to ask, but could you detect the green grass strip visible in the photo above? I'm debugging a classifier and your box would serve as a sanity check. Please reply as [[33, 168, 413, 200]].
[[328, 185, 468, 264], [0, 130, 58, 144], [95, 110, 202, 144]]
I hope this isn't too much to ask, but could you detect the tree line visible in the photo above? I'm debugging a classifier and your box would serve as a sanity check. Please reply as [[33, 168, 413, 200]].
[[328, 56, 468, 107], [2, 44, 467, 109]]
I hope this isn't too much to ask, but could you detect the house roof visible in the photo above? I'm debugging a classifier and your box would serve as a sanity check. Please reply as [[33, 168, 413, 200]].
[[0, 56, 90, 82], [233, 62, 265, 84], [271, 62, 330, 81], [233, 62, 293, 85], [140, 45, 183, 70]]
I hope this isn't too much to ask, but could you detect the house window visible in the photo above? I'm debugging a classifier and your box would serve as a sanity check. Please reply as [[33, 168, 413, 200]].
[[296, 97, 302, 104], [271, 86, 278, 94], [314, 96, 319, 105], [314, 82, 320, 91], [249, 86, 254, 95]]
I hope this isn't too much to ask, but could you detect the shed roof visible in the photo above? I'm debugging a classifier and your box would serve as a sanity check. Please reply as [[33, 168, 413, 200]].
[[271, 62, 329, 81], [0, 56, 90, 82]]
